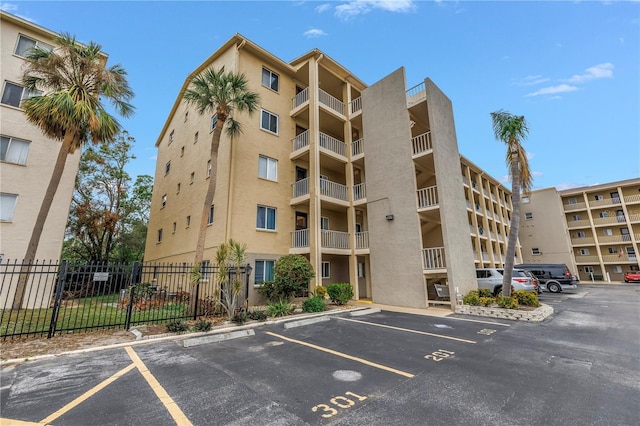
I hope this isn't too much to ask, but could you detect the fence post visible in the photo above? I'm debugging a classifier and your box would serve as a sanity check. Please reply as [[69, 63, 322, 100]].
[[124, 262, 140, 330], [47, 260, 68, 339], [192, 277, 200, 321], [244, 263, 252, 311]]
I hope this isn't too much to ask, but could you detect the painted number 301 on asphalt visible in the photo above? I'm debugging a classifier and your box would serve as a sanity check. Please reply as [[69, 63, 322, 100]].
[[311, 391, 368, 418], [424, 349, 455, 361]]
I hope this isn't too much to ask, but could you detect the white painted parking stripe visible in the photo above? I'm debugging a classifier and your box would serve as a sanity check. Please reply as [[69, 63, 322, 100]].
[[443, 316, 511, 326], [337, 317, 477, 343], [266, 332, 415, 378]]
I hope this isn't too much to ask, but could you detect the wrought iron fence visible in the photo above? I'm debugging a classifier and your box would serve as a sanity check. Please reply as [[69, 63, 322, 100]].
[[0, 260, 251, 340]]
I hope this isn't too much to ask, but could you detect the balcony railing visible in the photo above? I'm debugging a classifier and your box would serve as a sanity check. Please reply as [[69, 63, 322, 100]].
[[624, 194, 640, 204], [320, 178, 348, 201], [629, 213, 640, 222], [407, 82, 426, 106], [417, 185, 438, 209], [351, 138, 364, 157], [563, 202, 587, 211], [292, 130, 310, 151], [602, 254, 637, 263], [422, 247, 446, 270], [319, 132, 346, 157], [593, 216, 626, 225], [322, 230, 350, 249], [349, 97, 362, 115], [590, 198, 622, 208], [567, 219, 591, 228], [595, 235, 629, 243], [481, 252, 490, 261], [571, 237, 596, 245], [292, 177, 310, 198], [292, 87, 309, 109], [411, 131, 432, 156], [353, 183, 366, 201], [575, 255, 600, 263], [291, 229, 309, 248], [319, 89, 344, 115], [355, 232, 369, 249]]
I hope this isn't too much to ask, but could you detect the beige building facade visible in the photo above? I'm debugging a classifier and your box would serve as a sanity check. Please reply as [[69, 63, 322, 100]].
[[0, 11, 81, 263], [519, 178, 640, 282], [144, 34, 522, 309]]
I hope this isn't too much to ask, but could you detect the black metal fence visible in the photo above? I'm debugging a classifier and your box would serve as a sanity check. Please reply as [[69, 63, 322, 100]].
[[0, 260, 251, 340]]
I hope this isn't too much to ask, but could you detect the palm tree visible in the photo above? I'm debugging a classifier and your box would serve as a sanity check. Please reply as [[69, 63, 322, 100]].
[[490, 110, 533, 298], [13, 34, 134, 309], [182, 68, 260, 265]]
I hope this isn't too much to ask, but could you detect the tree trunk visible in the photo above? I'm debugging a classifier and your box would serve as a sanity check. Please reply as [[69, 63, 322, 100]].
[[503, 149, 521, 298], [12, 135, 75, 309]]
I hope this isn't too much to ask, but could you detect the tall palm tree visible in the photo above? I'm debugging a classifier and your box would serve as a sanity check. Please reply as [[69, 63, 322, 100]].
[[13, 34, 134, 309], [490, 110, 533, 297], [182, 68, 260, 265]]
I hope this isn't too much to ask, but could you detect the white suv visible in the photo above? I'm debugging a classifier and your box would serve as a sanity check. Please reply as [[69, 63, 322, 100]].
[[476, 268, 538, 296]]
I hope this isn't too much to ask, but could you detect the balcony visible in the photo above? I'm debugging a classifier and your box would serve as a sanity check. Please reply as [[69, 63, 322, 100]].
[[411, 132, 432, 157], [575, 255, 600, 263], [602, 254, 638, 263], [407, 82, 426, 107], [292, 87, 309, 110], [563, 201, 587, 211], [571, 237, 596, 245], [320, 178, 348, 204], [422, 247, 446, 270], [291, 229, 309, 249], [355, 232, 369, 250], [319, 89, 345, 116], [595, 235, 630, 244], [417, 185, 438, 210], [624, 194, 640, 204], [351, 138, 364, 158], [322, 230, 350, 250], [353, 182, 366, 203], [319, 132, 346, 159], [292, 177, 310, 199], [590, 197, 622, 208], [292, 130, 310, 153], [567, 219, 591, 229], [349, 97, 362, 115], [593, 215, 626, 226]]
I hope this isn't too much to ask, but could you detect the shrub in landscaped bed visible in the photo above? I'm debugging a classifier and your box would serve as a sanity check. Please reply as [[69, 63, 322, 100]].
[[314, 286, 329, 300], [496, 296, 519, 309], [478, 297, 495, 307], [478, 288, 493, 298], [192, 319, 212, 332], [326, 283, 354, 305], [165, 320, 189, 333], [247, 309, 267, 321], [258, 255, 316, 302], [463, 290, 481, 305], [514, 290, 540, 307], [232, 312, 248, 325], [266, 299, 295, 317], [303, 296, 326, 313]]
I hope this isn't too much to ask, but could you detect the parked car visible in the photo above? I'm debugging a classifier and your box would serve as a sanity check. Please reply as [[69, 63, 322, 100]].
[[476, 268, 538, 296], [514, 263, 579, 293], [522, 270, 542, 294], [624, 271, 640, 283]]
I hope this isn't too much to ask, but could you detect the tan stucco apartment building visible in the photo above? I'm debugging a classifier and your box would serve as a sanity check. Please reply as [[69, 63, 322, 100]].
[[519, 178, 640, 282], [144, 34, 523, 309], [0, 11, 82, 262]]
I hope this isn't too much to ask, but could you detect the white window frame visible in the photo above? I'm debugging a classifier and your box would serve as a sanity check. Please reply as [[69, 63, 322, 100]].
[[258, 155, 277, 181], [320, 216, 329, 230], [573, 214, 581, 221], [260, 109, 279, 134], [207, 160, 212, 178], [1, 81, 41, 108], [157, 228, 163, 243], [584, 266, 594, 273], [599, 211, 609, 218], [594, 194, 603, 201], [604, 229, 613, 236], [357, 262, 365, 278], [568, 198, 577, 205], [262, 67, 279, 92], [0, 135, 30, 165], [210, 114, 218, 132], [524, 212, 533, 220], [161, 194, 167, 208], [0, 193, 18, 222], [165, 161, 171, 175], [613, 265, 622, 273], [580, 248, 590, 255], [321, 261, 330, 279], [576, 231, 586, 238], [531, 248, 541, 255], [522, 196, 530, 204], [169, 130, 174, 145], [254, 260, 275, 286], [256, 205, 276, 230], [207, 205, 214, 225], [14, 34, 53, 57], [201, 260, 210, 281], [608, 247, 617, 254]]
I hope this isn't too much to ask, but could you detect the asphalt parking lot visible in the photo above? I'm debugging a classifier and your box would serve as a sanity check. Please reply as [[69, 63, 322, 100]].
[[1, 284, 638, 425]]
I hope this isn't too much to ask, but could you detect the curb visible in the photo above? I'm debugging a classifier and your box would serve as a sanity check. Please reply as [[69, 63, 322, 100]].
[[454, 303, 554, 322]]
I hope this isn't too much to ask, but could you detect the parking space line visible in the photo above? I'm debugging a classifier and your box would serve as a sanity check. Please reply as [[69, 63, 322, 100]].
[[337, 317, 477, 343], [265, 332, 415, 378], [125, 346, 193, 426], [39, 363, 136, 424], [445, 316, 511, 326]]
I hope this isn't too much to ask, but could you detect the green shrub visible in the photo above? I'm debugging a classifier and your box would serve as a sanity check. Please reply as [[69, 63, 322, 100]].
[[314, 286, 328, 299], [192, 319, 212, 332], [273, 255, 315, 300], [257, 280, 279, 302], [302, 296, 326, 313], [496, 296, 519, 309], [232, 312, 248, 325], [478, 297, 495, 307], [266, 299, 295, 317], [326, 283, 354, 305], [463, 290, 480, 305], [478, 288, 493, 298], [514, 290, 540, 307], [165, 320, 189, 333], [247, 309, 267, 321]]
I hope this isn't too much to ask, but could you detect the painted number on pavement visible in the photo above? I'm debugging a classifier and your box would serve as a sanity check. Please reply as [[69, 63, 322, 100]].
[[478, 329, 496, 335], [424, 349, 455, 362], [311, 391, 368, 418]]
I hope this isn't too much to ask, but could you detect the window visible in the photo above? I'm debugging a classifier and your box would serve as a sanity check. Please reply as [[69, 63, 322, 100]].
[[201, 260, 210, 280], [580, 248, 590, 255], [256, 205, 276, 230], [260, 109, 278, 134], [207, 205, 214, 225], [0, 193, 18, 221], [262, 67, 279, 91], [573, 214, 581, 221], [184, 111, 188, 122], [161, 194, 167, 208], [576, 231, 586, 238], [584, 266, 594, 273], [186, 215, 191, 227], [357, 262, 365, 278], [207, 160, 212, 177], [608, 248, 617, 254], [180, 146, 184, 157], [1, 82, 41, 108], [522, 196, 530, 203], [0, 135, 30, 165], [194, 132, 198, 144], [531, 248, 541, 255], [321, 217, 329, 230], [169, 130, 174, 145], [524, 212, 533, 220], [15, 35, 53, 57], [177, 183, 181, 193], [258, 155, 277, 181], [568, 198, 577, 205], [599, 211, 609, 218], [254, 260, 275, 285], [165, 161, 171, 175], [190, 172, 195, 184], [594, 194, 603, 201], [613, 266, 622, 273], [604, 229, 613, 236], [172, 222, 177, 233], [210, 114, 218, 131], [157, 229, 163, 243], [321, 262, 330, 279]]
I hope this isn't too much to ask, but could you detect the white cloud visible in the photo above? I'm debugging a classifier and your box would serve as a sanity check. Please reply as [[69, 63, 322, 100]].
[[565, 62, 614, 84], [315, 3, 331, 13], [335, 0, 416, 20], [526, 84, 578, 97], [526, 152, 535, 160], [304, 28, 328, 38], [555, 183, 579, 191], [532, 171, 544, 178], [0, 2, 17, 11], [515, 75, 550, 86]]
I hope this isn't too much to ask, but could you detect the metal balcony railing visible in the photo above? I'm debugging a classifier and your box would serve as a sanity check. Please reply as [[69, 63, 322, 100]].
[[349, 97, 362, 115], [292, 87, 309, 109], [353, 183, 366, 201], [351, 138, 364, 157], [355, 232, 369, 249], [319, 132, 346, 157], [292, 177, 310, 198], [320, 178, 348, 201], [292, 130, 309, 151], [319, 89, 344, 115], [291, 229, 309, 248], [321, 230, 350, 249], [422, 247, 446, 270], [407, 82, 426, 106]]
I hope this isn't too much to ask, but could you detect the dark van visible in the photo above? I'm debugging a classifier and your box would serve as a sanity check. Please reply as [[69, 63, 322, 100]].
[[514, 263, 579, 293]]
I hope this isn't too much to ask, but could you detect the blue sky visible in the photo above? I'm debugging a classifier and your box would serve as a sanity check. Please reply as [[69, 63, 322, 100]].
[[3, 0, 639, 191]]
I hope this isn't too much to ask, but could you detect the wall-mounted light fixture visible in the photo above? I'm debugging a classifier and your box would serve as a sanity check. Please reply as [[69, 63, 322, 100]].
[[385, 214, 394, 221]]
